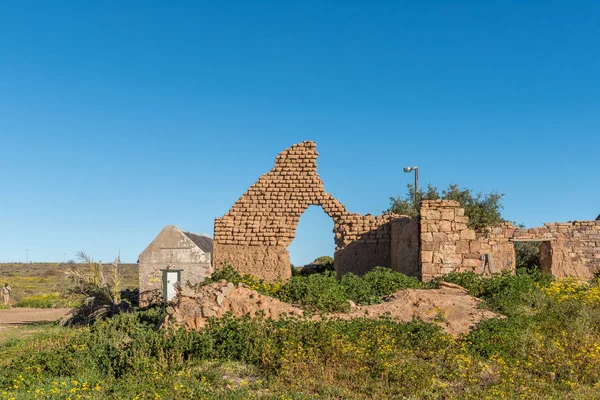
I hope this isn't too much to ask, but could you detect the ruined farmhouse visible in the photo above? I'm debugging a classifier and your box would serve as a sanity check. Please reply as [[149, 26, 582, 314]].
[[139, 141, 599, 304], [214, 141, 600, 281]]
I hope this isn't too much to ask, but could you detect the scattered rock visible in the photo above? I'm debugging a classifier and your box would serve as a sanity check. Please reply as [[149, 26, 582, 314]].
[[221, 286, 233, 297], [162, 281, 500, 337], [439, 281, 469, 293]]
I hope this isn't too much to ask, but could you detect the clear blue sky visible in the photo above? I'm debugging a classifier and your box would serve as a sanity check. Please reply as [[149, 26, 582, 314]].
[[0, 1, 598, 265]]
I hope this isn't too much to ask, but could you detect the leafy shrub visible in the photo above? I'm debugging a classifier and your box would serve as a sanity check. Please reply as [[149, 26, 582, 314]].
[[205, 264, 424, 313], [200, 263, 284, 297], [430, 269, 552, 316], [362, 266, 422, 296], [340, 273, 381, 305], [279, 271, 350, 312], [388, 183, 505, 230]]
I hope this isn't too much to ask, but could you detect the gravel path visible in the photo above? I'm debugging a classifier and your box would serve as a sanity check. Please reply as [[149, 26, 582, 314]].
[[0, 308, 72, 330]]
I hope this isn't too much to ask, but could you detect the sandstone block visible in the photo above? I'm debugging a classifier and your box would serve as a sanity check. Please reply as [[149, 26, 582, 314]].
[[441, 209, 455, 221], [439, 220, 452, 232], [432, 232, 447, 242], [456, 240, 469, 253], [421, 232, 434, 242], [460, 230, 476, 240], [421, 251, 433, 263], [463, 258, 480, 268], [422, 210, 441, 220]]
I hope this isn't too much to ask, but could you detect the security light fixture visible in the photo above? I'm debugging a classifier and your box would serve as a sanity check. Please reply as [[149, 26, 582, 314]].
[[403, 166, 419, 205]]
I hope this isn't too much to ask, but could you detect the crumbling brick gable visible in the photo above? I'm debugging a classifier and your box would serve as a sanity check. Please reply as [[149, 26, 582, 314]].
[[213, 141, 400, 280]]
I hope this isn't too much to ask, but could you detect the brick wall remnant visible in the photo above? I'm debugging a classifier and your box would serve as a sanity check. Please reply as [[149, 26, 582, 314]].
[[213, 141, 403, 280]]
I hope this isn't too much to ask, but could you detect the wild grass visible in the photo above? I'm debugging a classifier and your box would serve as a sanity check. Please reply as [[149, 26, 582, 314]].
[[13, 294, 80, 309], [2, 268, 600, 398], [0, 270, 600, 400], [0, 262, 138, 307]]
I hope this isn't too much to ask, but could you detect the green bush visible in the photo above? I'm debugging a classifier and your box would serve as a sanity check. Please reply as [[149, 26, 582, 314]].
[[362, 266, 422, 296], [279, 271, 350, 312], [388, 183, 505, 230], [340, 273, 381, 305], [515, 241, 542, 271], [204, 264, 424, 313], [434, 269, 553, 316]]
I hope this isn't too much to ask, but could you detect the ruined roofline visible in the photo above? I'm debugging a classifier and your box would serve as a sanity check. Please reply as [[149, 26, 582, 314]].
[[216, 140, 402, 222]]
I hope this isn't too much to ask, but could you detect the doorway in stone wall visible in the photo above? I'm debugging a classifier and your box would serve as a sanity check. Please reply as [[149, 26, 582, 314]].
[[287, 205, 336, 274], [513, 240, 552, 274]]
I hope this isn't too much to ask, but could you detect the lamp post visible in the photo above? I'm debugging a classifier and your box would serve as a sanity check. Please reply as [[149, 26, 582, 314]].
[[403, 166, 419, 206]]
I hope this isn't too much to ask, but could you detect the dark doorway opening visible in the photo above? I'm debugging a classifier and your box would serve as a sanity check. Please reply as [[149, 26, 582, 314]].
[[514, 240, 552, 274]]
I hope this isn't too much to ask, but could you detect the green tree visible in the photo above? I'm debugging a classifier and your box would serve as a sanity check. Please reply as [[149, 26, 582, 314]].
[[388, 183, 505, 230]]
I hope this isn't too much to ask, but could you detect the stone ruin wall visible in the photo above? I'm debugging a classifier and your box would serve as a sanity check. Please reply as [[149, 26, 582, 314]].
[[213, 141, 599, 282], [390, 217, 420, 278], [418, 200, 516, 280], [418, 200, 600, 280], [514, 221, 600, 279], [213, 141, 401, 281]]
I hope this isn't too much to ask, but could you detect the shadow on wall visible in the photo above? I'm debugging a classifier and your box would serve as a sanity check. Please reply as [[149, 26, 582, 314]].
[[335, 216, 419, 278]]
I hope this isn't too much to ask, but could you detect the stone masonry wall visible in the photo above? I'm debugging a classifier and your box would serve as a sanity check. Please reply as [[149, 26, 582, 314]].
[[213, 141, 598, 282], [419, 200, 599, 280], [514, 221, 600, 279], [390, 217, 420, 278], [214, 141, 402, 280], [419, 200, 515, 280]]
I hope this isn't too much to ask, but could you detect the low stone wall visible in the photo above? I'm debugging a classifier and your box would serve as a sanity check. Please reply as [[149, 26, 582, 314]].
[[514, 221, 600, 279], [417, 200, 599, 280]]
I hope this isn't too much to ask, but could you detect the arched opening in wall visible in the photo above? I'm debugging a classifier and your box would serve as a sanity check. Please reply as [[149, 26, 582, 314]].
[[287, 205, 335, 273], [514, 240, 552, 274]]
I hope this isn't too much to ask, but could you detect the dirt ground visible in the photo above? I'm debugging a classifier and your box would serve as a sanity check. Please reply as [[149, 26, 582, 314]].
[[165, 281, 499, 336], [0, 308, 72, 331]]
